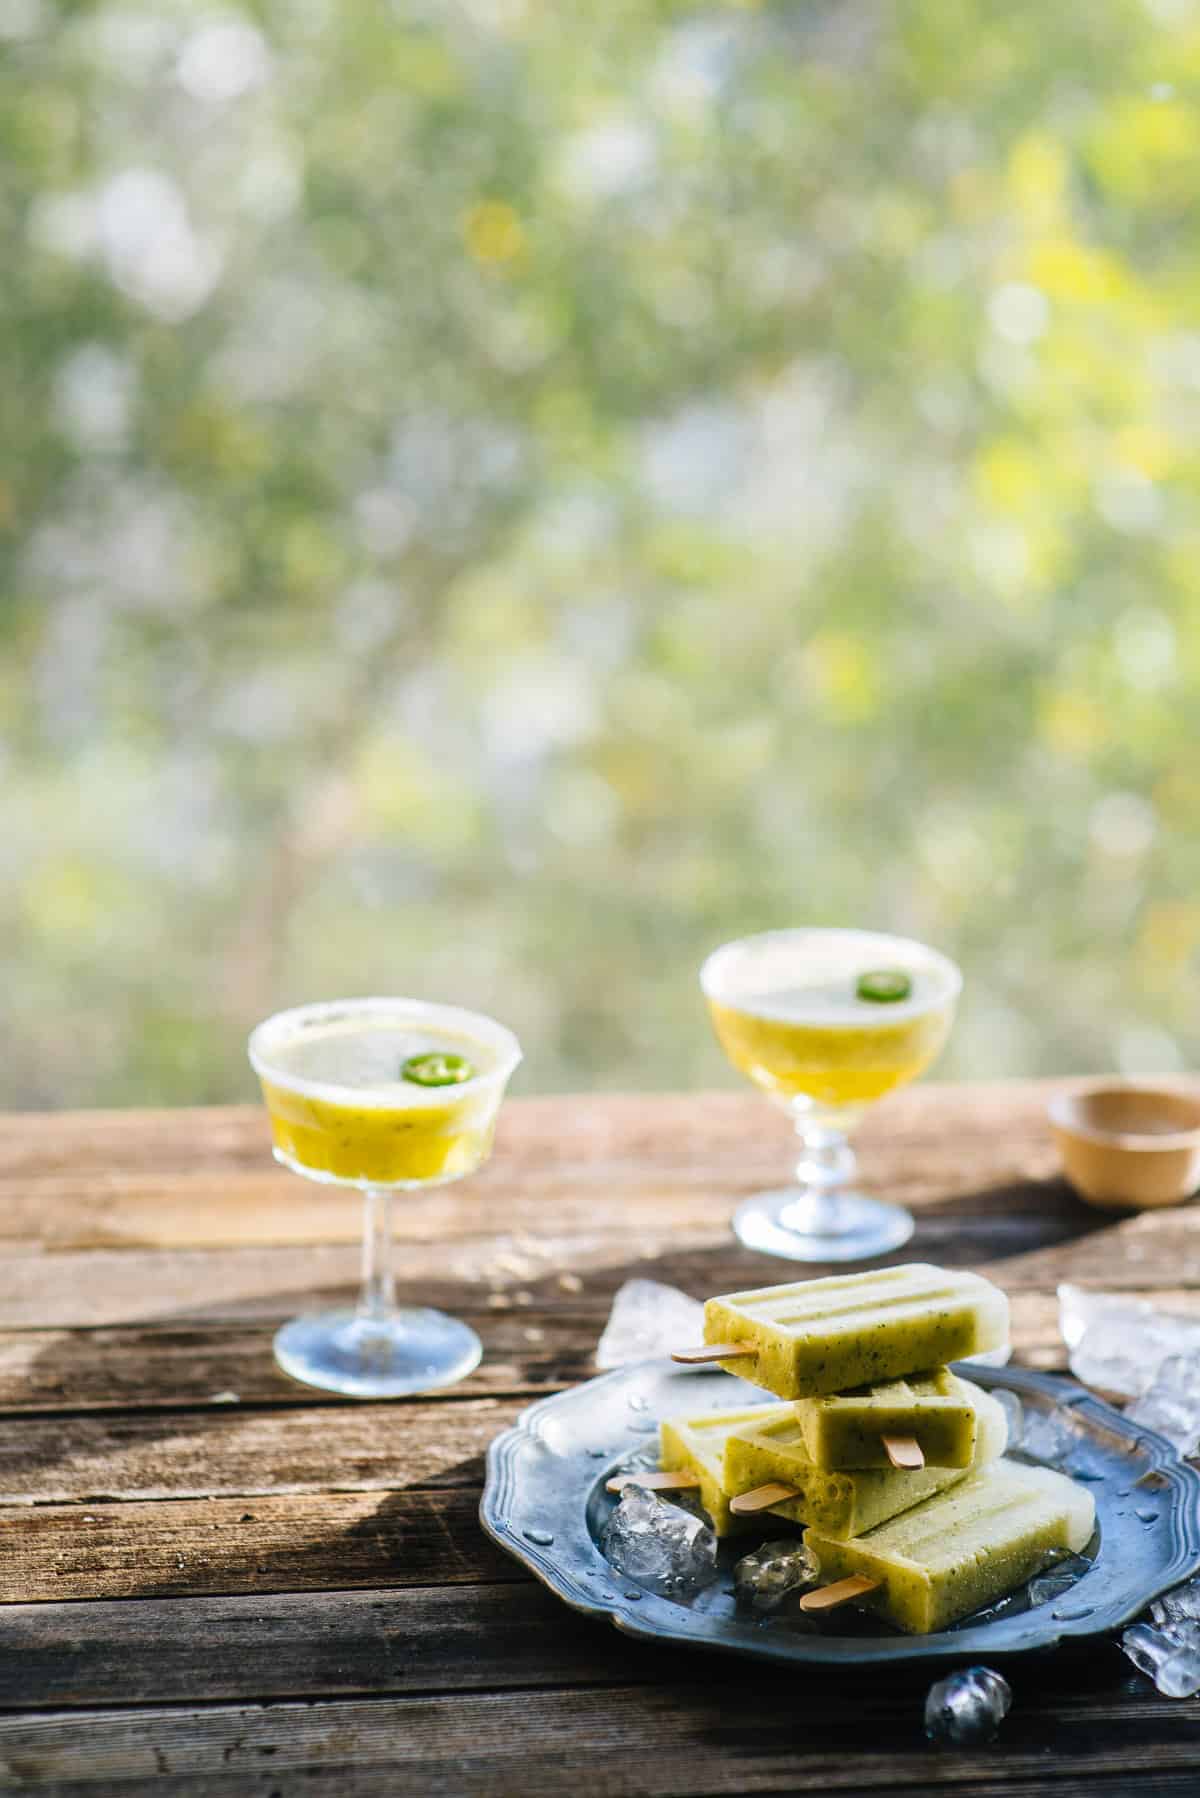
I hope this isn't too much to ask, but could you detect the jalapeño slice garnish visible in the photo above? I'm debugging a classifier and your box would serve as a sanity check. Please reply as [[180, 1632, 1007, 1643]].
[[401, 1051, 476, 1087], [855, 969, 912, 1004]]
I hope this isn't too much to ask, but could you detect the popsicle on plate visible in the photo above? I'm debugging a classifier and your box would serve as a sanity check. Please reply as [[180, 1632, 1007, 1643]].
[[684, 1263, 1009, 1400], [722, 1378, 1007, 1538], [658, 1404, 791, 1536], [796, 1368, 978, 1471], [802, 1458, 1096, 1634]]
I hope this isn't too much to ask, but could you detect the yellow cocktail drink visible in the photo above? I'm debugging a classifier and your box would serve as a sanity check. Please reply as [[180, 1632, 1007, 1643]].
[[708, 987, 953, 1111], [700, 929, 961, 1262], [257, 1011, 507, 1185]]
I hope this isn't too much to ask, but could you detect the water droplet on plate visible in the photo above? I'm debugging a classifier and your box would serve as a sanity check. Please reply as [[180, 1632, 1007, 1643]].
[[586, 1447, 608, 1459], [624, 1589, 642, 1601], [1051, 1601, 1095, 1621], [523, 1527, 554, 1546], [1136, 1507, 1159, 1525]]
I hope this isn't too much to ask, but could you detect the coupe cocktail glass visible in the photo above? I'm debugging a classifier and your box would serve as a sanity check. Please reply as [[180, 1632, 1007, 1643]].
[[248, 997, 521, 1397], [701, 928, 961, 1262]]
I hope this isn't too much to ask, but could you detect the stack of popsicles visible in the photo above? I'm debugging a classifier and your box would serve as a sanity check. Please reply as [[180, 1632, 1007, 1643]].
[[634, 1263, 1094, 1633]]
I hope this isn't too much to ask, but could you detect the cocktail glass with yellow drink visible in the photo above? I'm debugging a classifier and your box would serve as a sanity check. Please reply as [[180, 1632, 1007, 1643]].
[[248, 998, 521, 1397], [701, 929, 961, 1262]]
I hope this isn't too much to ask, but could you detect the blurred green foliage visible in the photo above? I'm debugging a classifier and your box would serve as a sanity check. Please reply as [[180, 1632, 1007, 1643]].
[[4, 0, 1200, 1108]]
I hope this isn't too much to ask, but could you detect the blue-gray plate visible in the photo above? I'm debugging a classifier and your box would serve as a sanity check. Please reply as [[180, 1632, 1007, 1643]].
[[480, 1360, 1200, 1667]]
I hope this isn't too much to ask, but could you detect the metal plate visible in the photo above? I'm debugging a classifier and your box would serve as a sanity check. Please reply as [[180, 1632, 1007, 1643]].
[[480, 1360, 1200, 1667]]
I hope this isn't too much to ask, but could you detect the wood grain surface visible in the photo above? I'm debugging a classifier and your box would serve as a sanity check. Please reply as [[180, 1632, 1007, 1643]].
[[0, 1082, 1195, 1796]]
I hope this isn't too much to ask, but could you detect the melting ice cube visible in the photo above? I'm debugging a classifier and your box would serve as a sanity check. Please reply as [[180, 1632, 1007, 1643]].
[[1016, 1405, 1077, 1467], [600, 1482, 718, 1599], [733, 1539, 817, 1613], [1059, 1284, 1200, 1401], [924, 1667, 1012, 1746], [1127, 1355, 1200, 1458], [1122, 1616, 1200, 1696], [596, 1280, 704, 1369]]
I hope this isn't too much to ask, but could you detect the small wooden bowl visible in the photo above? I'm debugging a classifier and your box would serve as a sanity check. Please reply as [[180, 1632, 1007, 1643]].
[[1049, 1084, 1200, 1211]]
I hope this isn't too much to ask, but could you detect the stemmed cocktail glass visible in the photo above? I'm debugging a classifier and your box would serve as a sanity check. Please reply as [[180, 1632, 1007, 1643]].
[[701, 928, 961, 1262], [248, 997, 521, 1397]]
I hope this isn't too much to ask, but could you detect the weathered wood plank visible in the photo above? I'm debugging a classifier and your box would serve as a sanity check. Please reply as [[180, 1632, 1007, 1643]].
[[0, 1489, 517, 1605], [0, 1166, 1084, 1253], [0, 1299, 1098, 1425], [3, 1285, 1153, 1416], [0, 1201, 1110, 1331], [6, 1772, 1194, 1798], [0, 1582, 645, 1704], [0, 1314, 602, 1413], [8, 1775, 1199, 1798], [0, 1398, 519, 1507], [0, 1669, 1191, 1794], [988, 1201, 1200, 1293], [0, 1177, 810, 1254]]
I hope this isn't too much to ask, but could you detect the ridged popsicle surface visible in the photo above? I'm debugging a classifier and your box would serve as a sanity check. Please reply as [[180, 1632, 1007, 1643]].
[[703, 1263, 1009, 1399]]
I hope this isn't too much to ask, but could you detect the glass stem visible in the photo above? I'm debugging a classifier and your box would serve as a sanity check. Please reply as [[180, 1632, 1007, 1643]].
[[780, 1121, 857, 1238], [359, 1186, 396, 1321]]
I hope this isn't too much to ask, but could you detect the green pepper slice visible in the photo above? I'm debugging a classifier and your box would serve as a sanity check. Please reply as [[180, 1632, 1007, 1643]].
[[855, 969, 912, 1004], [401, 1051, 476, 1087]]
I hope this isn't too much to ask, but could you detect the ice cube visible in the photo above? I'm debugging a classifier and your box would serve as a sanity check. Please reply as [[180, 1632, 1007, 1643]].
[[733, 1539, 818, 1613], [1156, 1644, 1200, 1699], [924, 1667, 1012, 1746], [1151, 1574, 1200, 1629], [1059, 1284, 1200, 1400], [1025, 1552, 1093, 1608], [600, 1481, 718, 1598], [1122, 1621, 1179, 1680], [595, 1280, 705, 1369], [1127, 1354, 1200, 1458], [1016, 1405, 1077, 1466], [1126, 1610, 1200, 1699]]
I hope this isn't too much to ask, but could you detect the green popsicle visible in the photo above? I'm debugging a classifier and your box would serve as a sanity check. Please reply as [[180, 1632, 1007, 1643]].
[[802, 1457, 1095, 1633]]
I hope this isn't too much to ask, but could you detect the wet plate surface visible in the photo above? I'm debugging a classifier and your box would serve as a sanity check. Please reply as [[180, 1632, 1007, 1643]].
[[480, 1361, 1200, 1668]]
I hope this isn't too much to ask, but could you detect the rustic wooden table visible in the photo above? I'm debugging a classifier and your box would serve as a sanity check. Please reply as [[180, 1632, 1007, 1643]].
[[1, 1082, 1198, 1795]]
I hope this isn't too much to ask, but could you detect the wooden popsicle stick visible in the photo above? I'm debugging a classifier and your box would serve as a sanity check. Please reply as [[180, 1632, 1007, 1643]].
[[883, 1434, 925, 1470], [798, 1574, 881, 1613], [729, 1481, 800, 1515], [670, 1341, 756, 1365], [605, 1471, 701, 1495]]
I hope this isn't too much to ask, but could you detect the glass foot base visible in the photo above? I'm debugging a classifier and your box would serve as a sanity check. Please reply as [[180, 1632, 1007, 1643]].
[[273, 1307, 482, 1398], [731, 1188, 915, 1263]]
